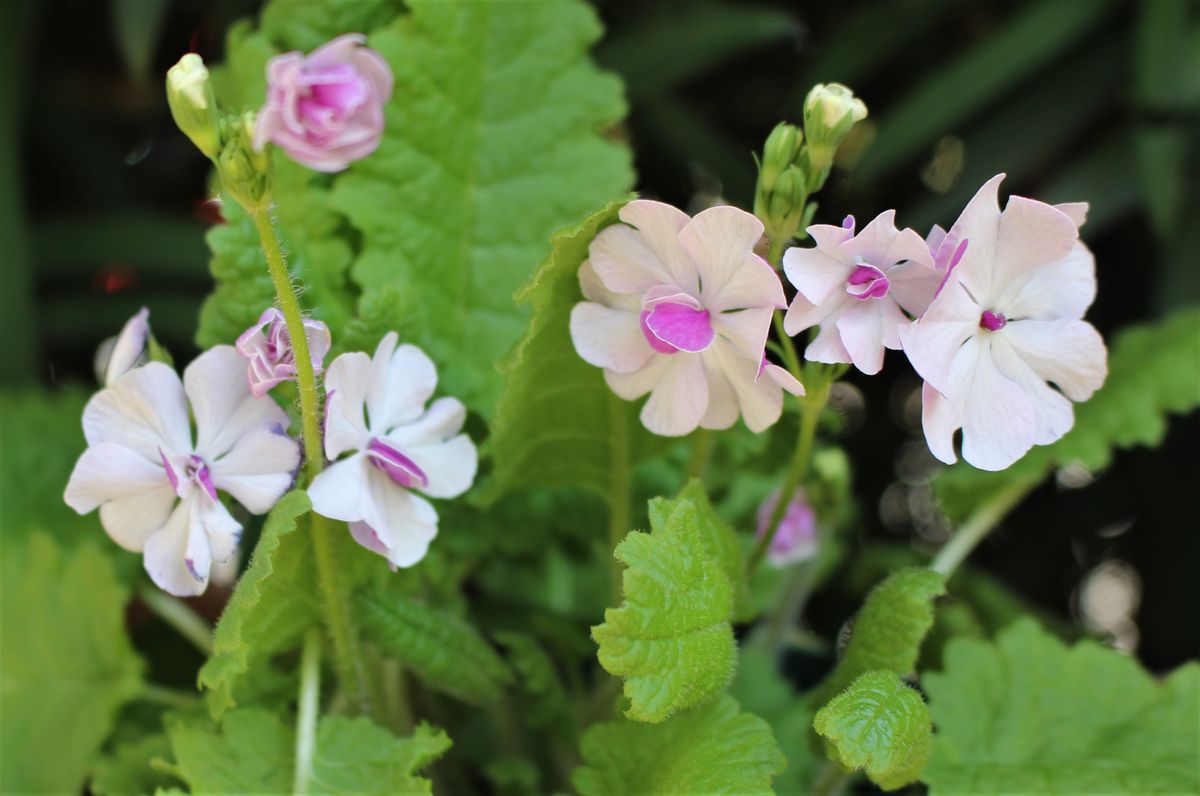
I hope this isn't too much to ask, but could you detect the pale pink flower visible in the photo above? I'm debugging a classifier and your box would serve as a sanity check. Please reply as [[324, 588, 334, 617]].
[[783, 211, 942, 375], [308, 333, 477, 569], [900, 174, 1107, 471], [96, 307, 150, 386], [569, 200, 803, 437], [235, 308, 332, 397], [64, 347, 301, 595], [756, 489, 818, 567], [254, 33, 393, 172]]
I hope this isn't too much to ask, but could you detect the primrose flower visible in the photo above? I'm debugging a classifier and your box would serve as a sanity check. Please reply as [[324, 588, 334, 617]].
[[64, 347, 301, 595], [96, 307, 151, 386], [783, 211, 941, 375], [236, 308, 332, 397], [254, 33, 393, 172], [900, 174, 1107, 471], [756, 489, 819, 567], [569, 200, 803, 437], [308, 333, 477, 569]]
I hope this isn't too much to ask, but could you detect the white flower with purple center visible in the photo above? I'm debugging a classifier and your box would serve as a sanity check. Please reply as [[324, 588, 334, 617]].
[[569, 200, 803, 437], [64, 346, 301, 595], [782, 210, 942, 375], [756, 489, 819, 567], [307, 333, 477, 569], [900, 174, 1107, 471], [236, 307, 332, 397]]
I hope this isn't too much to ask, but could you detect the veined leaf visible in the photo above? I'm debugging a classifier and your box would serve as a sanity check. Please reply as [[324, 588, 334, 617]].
[[356, 586, 512, 705], [935, 307, 1200, 520], [814, 670, 932, 791], [572, 695, 785, 795], [922, 619, 1200, 794], [592, 499, 737, 723], [330, 0, 633, 416], [0, 535, 144, 794], [812, 568, 945, 706]]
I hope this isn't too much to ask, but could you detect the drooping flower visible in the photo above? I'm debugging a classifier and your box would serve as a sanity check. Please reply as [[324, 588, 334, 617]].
[[569, 200, 803, 437], [96, 307, 151, 386], [254, 33, 393, 172], [783, 211, 942, 375], [308, 333, 477, 569], [64, 347, 301, 595], [756, 489, 819, 567], [235, 308, 332, 397], [900, 174, 1107, 471]]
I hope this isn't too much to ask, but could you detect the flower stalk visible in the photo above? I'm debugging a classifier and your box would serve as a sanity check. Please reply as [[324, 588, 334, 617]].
[[929, 478, 1035, 577], [293, 628, 321, 796]]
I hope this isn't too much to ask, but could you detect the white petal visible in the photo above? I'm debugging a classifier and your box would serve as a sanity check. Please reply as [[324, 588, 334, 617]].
[[1054, 202, 1089, 228], [589, 223, 677, 295], [367, 334, 437, 435], [100, 489, 178, 552], [921, 381, 960, 465], [186, 346, 290, 459], [143, 496, 210, 597], [605, 355, 671, 401], [104, 307, 150, 386], [83, 362, 190, 459], [699, 353, 739, 430], [898, 280, 980, 393], [703, 256, 785, 313], [711, 307, 774, 361], [678, 206, 765, 307], [1002, 319, 1107, 401], [640, 354, 709, 437], [710, 339, 783, 432], [578, 260, 641, 311], [784, 291, 841, 337], [805, 321, 852, 365], [323, 351, 373, 459], [941, 174, 1004, 300], [835, 301, 886, 375], [360, 467, 439, 568], [782, 246, 852, 307], [209, 427, 300, 514], [617, 200, 695, 290], [764, 363, 805, 396], [952, 337, 1037, 471], [401, 435, 477, 499], [308, 454, 369, 523], [569, 302, 654, 373], [999, 242, 1097, 321], [990, 336, 1075, 446], [840, 210, 935, 270], [887, 259, 942, 318], [63, 442, 177, 551], [994, 195, 1078, 289], [201, 498, 243, 565]]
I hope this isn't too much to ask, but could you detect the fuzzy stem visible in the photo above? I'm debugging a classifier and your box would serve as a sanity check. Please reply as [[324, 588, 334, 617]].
[[607, 394, 632, 603], [685, 428, 715, 481], [137, 584, 213, 655], [250, 207, 368, 714], [138, 683, 201, 710], [293, 628, 321, 796], [929, 479, 1034, 577]]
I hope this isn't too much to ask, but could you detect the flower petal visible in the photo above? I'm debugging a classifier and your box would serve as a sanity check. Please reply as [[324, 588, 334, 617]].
[[704, 257, 785, 313], [711, 307, 774, 361], [898, 279, 980, 394], [186, 346, 290, 459], [143, 496, 210, 597], [990, 335, 1075, 446], [367, 333, 437, 435], [920, 381, 960, 465], [209, 426, 301, 514], [1002, 319, 1107, 402], [589, 222, 677, 295], [386, 397, 468, 448], [323, 351, 373, 459], [65, 442, 178, 551], [941, 173, 1004, 300], [805, 320, 852, 365], [103, 307, 150, 386], [84, 362, 190, 459], [711, 339, 785, 432], [994, 195, 1079, 289], [952, 337, 1037, 471], [835, 301, 887, 375], [677, 206, 766, 307], [570, 302, 656, 373], [360, 467, 439, 568], [578, 260, 641, 311], [201, 498, 244, 565], [782, 245, 852, 307], [308, 454, 369, 523], [999, 242, 1097, 321], [699, 354, 739, 430], [398, 435, 477, 499], [617, 199, 695, 289], [784, 291, 840, 337], [639, 354, 709, 436]]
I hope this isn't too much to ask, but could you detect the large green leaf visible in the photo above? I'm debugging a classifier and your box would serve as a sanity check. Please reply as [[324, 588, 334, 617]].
[[814, 670, 932, 791], [91, 734, 176, 796], [922, 619, 1200, 794], [0, 535, 144, 794], [356, 585, 512, 705], [592, 498, 737, 723], [935, 307, 1200, 520], [330, 0, 633, 416], [572, 695, 785, 795]]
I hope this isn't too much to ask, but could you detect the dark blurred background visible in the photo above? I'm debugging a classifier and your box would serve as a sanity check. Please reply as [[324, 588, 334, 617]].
[[3, 0, 1196, 670]]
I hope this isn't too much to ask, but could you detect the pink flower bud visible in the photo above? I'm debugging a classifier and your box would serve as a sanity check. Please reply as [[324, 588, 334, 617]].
[[253, 33, 393, 173], [235, 308, 332, 397], [756, 489, 819, 567]]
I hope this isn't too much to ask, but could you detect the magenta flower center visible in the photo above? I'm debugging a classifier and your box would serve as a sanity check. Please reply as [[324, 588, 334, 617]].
[[980, 310, 1008, 331], [367, 438, 429, 490], [640, 300, 714, 354], [846, 264, 890, 300], [294, 64, 369, 141]]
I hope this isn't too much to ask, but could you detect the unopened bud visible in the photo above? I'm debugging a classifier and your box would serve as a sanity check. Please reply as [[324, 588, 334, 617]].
[[760, 122, 802, 193], [166, 54, 221, 159], [218, 111, 272, 209], [803, 82, 867, 171]]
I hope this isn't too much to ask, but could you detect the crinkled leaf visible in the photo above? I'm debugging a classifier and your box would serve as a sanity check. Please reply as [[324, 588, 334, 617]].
[[0, 535, 144, 794], [936, 307, 1200, 519], [167, 709, 449, 795], [356, 586, 512, 705], [91, 734, 175, 796], [330, 0, 633, 417], [814, 670, 932, 791], [592, 499, 737, 723], [197, 491, 317, 717], [260, 0, 403, 52], [813, 568, 945, 706], [572, 695, 785, 795], [923, 618, 1200, 794]]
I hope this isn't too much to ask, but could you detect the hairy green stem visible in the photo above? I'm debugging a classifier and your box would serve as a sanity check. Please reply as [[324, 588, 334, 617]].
[[929, 479, 1035, 577], [250, 207, 368, 713], [293, 628, 321, 796], [138, 683, 201, 710], [810, 761, 852, 796], [137, 584, 213, 655], [685, 428, 715, 481]]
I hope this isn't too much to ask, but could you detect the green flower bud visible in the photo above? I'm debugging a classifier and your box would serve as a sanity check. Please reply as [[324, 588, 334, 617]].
[[760, 122, 802, 193], [166, 54, 221, 160], [803, 82, 867, 171], [217, 111, 272, 210]]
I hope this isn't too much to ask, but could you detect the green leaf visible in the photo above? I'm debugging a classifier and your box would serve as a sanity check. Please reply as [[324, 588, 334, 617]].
[[357, 586, 513, 705], [814, 670, 932, 791], [592, 499, 737, 723], [330, 0, 633, 417], [813, 568, 945, 706], [935, 307, 1200, 520], [260, 0, 403, 52], [167, 709, 450, 795], [572, 695, 785, 795], [494, 631, 570, 728], [0, 535, 143, 794], [197, 491, 318, 718], [91, 734, 175, 796], [922, 619, 1200, 794], [479, 196, 669, 506]]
